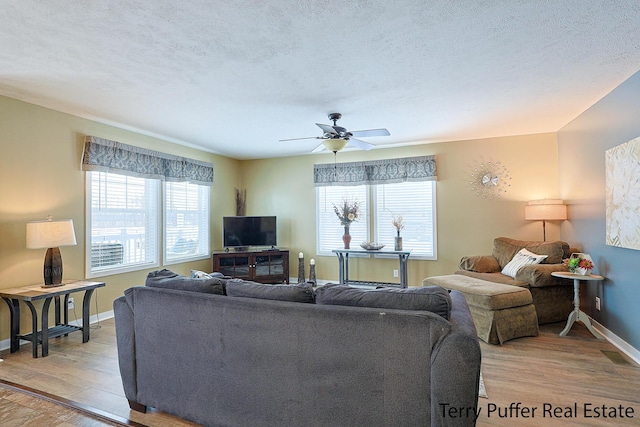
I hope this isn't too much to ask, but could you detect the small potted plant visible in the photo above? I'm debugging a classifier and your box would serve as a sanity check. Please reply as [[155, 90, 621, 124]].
[[564, 255, 594, 275], [392, 215, 405, 251]]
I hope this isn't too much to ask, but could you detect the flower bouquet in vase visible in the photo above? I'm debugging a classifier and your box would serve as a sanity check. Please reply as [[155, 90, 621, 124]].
[[333, 199, 359, 249], [392, 215, 405, 251], [564, 253, 594, 275]]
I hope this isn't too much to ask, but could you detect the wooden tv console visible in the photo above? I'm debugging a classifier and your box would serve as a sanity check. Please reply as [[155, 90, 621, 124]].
[[212, 249, 289, 284]]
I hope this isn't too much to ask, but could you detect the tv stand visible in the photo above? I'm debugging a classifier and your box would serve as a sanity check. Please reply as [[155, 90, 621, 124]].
[[212, 249, 289, 284]]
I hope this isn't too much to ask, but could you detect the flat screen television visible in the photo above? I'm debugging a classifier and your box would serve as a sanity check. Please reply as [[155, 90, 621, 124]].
[[223, 216, 277, 248]]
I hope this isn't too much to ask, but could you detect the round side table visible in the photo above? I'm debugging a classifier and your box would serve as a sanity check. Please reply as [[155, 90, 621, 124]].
[[551, 271, 604, 339]]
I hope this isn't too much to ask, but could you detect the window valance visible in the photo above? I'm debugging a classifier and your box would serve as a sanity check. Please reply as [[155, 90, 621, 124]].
[[313, 155, 437, 187], [81, 136, 214, 186]]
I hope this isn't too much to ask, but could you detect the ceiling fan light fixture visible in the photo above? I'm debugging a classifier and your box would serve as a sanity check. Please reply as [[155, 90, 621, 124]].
[[322, 138, 348, 153]]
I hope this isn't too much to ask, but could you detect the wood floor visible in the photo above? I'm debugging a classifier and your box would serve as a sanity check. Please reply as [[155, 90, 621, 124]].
[[0, 317, 638, 426]]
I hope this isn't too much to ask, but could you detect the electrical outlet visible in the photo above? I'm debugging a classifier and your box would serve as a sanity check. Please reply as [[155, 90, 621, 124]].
[[595, 296, 601, 311], [393, 269, 399, 278], [68, 298, 74, 310]]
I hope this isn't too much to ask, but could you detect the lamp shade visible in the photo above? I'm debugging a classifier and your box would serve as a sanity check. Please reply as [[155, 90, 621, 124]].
[[322, 138, 348, 153], [524, 200, 567, 221], [26, 219, 77, 249]]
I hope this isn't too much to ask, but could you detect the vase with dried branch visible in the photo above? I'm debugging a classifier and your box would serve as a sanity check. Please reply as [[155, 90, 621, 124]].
[[235, 188, 246, 216]]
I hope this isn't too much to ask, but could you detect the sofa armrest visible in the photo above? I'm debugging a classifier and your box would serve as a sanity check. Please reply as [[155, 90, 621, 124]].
[[516, 263, 570, 287], [113, 292, 138, 402], [431, 290, 481, 426], [459, 255, 501, 273]]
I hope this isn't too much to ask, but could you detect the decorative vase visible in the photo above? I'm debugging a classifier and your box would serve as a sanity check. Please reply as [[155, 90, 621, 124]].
[[342, 225, 351, 249], [574, 267, 591, 276], [394, 235, 403, 251]]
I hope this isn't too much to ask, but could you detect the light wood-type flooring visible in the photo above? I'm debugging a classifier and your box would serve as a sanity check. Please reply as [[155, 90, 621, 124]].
[[0, 317, 638, 426]]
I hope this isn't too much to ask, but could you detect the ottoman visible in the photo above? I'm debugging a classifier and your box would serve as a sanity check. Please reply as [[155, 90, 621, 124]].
[[423, 275, 539, 344]]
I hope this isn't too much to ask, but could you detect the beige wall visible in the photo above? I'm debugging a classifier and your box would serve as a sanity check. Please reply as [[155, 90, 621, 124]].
[[241, 132, 561, 285], [0, 95, 241, 341], [0, 94, 563, 345]]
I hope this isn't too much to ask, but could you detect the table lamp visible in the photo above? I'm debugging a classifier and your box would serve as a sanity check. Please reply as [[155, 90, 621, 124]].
[[524, 200, 567, 241], [26, 217, 77, 287]]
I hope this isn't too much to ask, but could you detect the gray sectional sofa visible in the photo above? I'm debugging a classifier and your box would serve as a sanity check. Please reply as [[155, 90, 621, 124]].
[[114, 270, 482, 427]]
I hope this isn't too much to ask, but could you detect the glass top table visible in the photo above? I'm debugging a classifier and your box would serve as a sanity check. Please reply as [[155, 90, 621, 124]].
[[332, 248, 412, 288]]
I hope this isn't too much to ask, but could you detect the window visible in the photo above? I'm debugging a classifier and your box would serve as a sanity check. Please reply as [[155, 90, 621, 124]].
[[164, 181, 210, 263], [316, 181, 437, 259], [86, 171, 211, 277], [374, 181, 436, 259], [87, 171, 159, 276], [317, 186, 369, 255]]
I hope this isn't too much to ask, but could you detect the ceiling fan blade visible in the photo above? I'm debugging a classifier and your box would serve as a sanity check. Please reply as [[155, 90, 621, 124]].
[[349, 128, 390, 138], [348, 138, 375, 151], [316, 123, 338, 135], [278, 136, 321, 143], [311, 143, 326, 153]]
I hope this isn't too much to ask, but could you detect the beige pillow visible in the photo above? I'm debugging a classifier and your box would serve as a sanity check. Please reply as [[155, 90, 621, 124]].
[[493, 237, 567, 268]]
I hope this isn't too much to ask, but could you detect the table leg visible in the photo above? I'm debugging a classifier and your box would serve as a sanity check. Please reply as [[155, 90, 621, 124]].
[[559, 279, 604, 339], [344, 253, 349, 284], [2, 298, 21, 353], [63, 294, 70, 336], [54, 296, 61, 325], [41, 298, 53, 357], [336, 253, 345, 284], [23, 301, 39, 358], [82, 289, 96, 343]]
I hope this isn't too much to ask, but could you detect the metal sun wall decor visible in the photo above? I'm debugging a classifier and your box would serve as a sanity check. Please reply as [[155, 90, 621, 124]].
[[469, 159, 512, 200], [606, 136, 640, 251]]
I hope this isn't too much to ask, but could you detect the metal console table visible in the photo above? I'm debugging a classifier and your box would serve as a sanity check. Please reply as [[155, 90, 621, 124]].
[[332, 248, 412, 288], [0, 280, 105, 358]]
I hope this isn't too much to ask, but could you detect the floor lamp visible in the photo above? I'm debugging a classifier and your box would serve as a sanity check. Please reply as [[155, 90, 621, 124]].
[[525, 200, 567, 241]]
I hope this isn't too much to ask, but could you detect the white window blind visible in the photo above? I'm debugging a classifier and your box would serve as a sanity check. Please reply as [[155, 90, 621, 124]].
[[87, 171, 159, 276], [374, 181, 436, 258], [316, 185, 369, 256], [164, 181, 210, 262]]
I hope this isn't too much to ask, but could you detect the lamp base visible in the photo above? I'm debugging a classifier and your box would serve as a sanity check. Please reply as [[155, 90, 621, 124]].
[[43, 247, 63, 286]]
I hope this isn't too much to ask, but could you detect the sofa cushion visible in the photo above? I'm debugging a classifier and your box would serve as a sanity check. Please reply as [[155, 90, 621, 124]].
[[314, 285, 452, 320], [501, 248, 547, 278], [454, 270, 528, 287], [459, 255, 501, 273], [225, 280, 315, 303], [493, 237, 568, 268], [145, 269, 226, 294]]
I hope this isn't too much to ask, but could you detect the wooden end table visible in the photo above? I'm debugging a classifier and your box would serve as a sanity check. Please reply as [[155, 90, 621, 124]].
[[0, 280, 106, 358], [551, 271, 604, 339]]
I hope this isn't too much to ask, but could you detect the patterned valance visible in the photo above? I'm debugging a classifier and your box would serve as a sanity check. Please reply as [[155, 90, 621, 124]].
[[314, 155, 437, 187], [81, 136, 214, 186]]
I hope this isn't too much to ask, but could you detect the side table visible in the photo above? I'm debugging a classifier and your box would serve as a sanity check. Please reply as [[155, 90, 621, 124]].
[[551, 271, 604, 339], [0, 280, 106, 358]]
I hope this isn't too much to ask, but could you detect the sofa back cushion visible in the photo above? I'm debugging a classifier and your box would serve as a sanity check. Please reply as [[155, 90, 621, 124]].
[[226, 280, 315, 303], [493, 237, 569, 268], [145, 269, 226, 294], [315, 285, 452, 320]]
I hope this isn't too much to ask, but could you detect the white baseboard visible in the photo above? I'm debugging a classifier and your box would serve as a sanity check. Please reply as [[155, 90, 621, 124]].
[[0, 310, 114, 353], [592, 318, 640, 365]]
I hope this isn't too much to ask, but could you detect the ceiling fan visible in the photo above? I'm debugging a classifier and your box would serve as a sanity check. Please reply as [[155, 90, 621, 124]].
[[279, 113, 390, 153]]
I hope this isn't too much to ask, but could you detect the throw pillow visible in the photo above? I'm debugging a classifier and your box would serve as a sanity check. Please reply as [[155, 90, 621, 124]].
[[314, 285, 452, 320], [501, 248, 548, 278], [190, 269, 225, 279], [225, 280, 315, 303], [146, 269, 226, 295]]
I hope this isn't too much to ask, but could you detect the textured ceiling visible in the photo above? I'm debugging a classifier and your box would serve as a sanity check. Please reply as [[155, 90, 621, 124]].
[[1, 1, 640, 159]]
